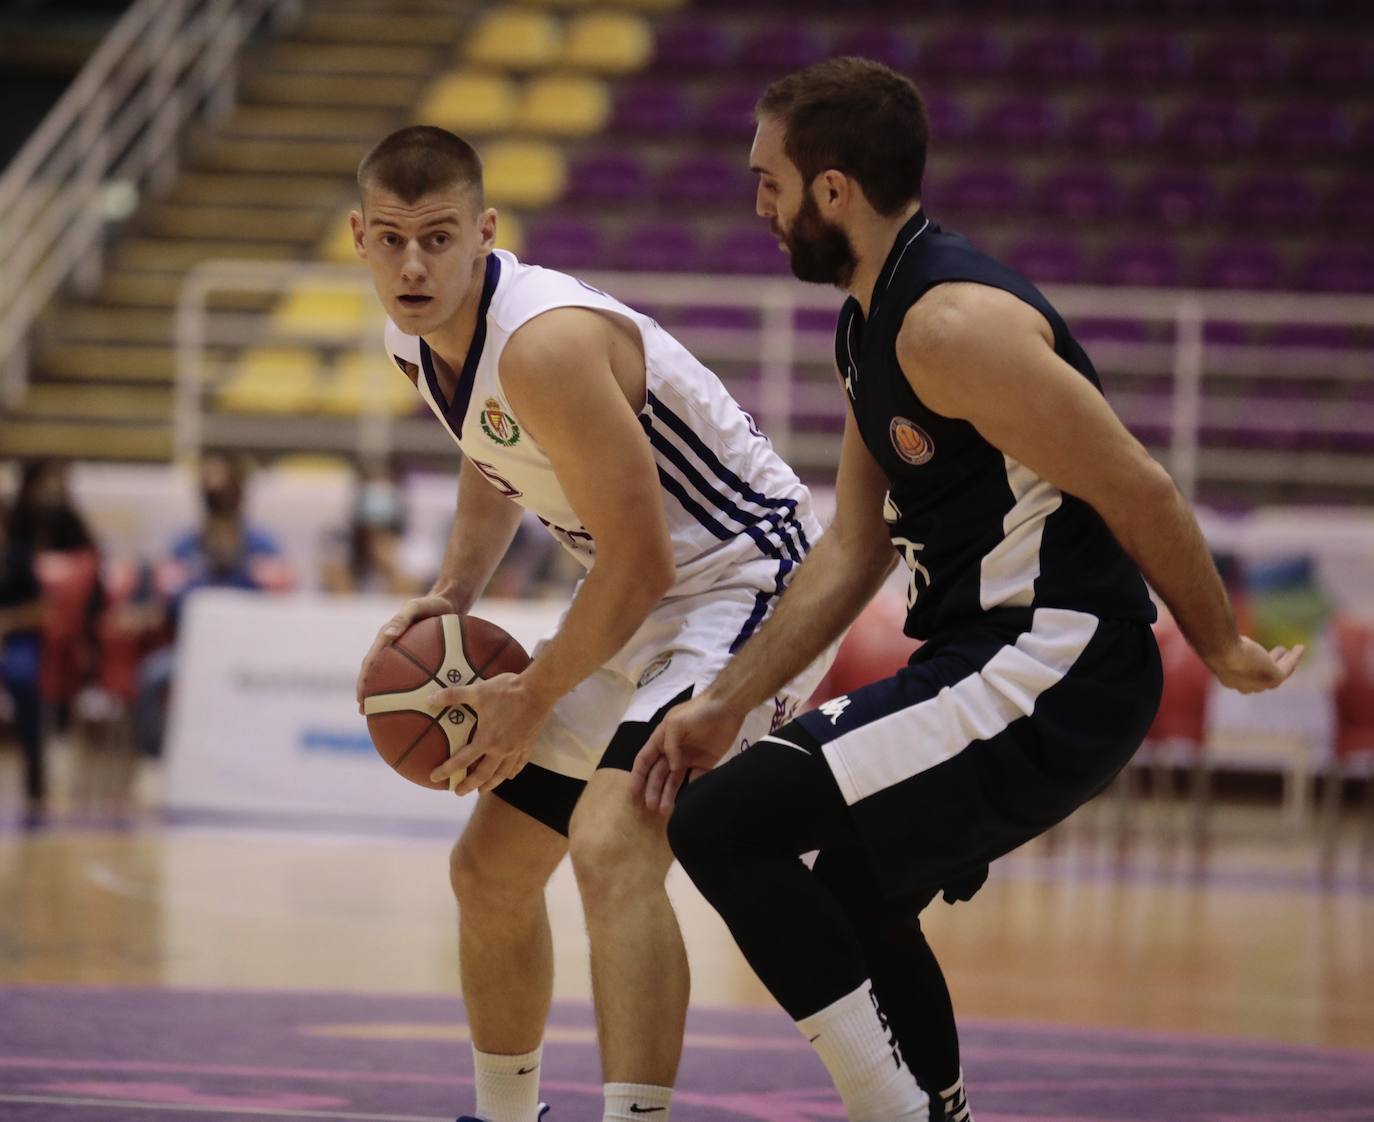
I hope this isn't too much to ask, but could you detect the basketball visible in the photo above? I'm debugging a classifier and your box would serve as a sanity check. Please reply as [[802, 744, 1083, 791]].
[[361, 613, 531, 789]]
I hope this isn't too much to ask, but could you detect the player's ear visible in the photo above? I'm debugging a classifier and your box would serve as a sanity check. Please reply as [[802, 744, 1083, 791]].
[[349, 210, 367, 260], [478, 207, 498, 254], [816, 169, 849, 214]]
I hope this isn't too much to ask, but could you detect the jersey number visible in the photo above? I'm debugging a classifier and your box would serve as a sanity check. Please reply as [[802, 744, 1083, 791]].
[[892, 537, 931, 610], [469, 457, 522, 498]]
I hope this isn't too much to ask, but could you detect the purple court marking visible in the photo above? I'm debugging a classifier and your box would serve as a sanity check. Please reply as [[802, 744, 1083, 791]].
[[3, 988, 1373, 1121]]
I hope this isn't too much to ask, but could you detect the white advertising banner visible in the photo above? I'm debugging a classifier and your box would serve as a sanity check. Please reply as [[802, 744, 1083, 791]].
[[163, 589, 562, 825]]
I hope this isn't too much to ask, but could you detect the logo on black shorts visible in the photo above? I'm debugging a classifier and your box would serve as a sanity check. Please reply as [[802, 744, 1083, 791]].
[[890, 417, 934, 465], [637, 653, 673, 688]]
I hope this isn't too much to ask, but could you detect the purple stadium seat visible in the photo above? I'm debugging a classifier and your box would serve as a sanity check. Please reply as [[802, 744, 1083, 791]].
[[1097, 238, 1184, 287], [1199, 242, 1285, 290], [830, 27, 918, 73], [1268, 323, 1356, 349], [612, 82, 693, 135], [657, 152, 753, 206], [614, 221, 704, 273], [1072, 317, 1151, 344], [917, 29, 1007, 79], [1295, 245, 1374, 293], [1070, 99, 1158, 153], [652, 19, 735, 71], [795, 307, 836, 334], [708, 223, 789, 276], [1322, 175, 1374, 234], [525, 218, 605, 271], [736, 26, 828, 73], [563, 150, 649, 205], [946, 165, 1027, 215], [698, 84, 761, 139], [1006, 235, 1088, 285], [1226, 172, 1319, 229], [1201, 321, 1250, 346], [1008, 32, 1100, 82], [673, 306, 759, 330], [923, 93, 973, 145], [1131, 169, 1220, 228], [1162, 100, 1256, 156], [1195, 36, 1288, 85], [1290, 40, 1374, 89], [1037, 167, 1124, 222], [976, 96, 1062, 148], [1258, 105, 1351, 158], [1101, 33, 1190, 86]]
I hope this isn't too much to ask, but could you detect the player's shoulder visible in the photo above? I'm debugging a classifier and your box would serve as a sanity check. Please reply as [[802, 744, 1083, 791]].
[[899, 282, 1036, 358]]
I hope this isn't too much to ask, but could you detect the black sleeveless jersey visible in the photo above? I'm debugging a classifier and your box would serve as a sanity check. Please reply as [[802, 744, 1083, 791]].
[[835, 210, 1156, 640]]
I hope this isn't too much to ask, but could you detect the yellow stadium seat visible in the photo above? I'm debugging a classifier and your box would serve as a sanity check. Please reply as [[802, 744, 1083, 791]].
[[494, 209, 525, 254], [219, 348, 322, 415], [482, 141, 566, 208], [562, 12, 652, 73], [273, 285, 371, 341], [465, 10, 561, 70], [324, 352, 421, 417], [611, 0, 686, 10], [516, 75, 610, 136], [321, 212, 359, 264], [417, 70, 517, 133]]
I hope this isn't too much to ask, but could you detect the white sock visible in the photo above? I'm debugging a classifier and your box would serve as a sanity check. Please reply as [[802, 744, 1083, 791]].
[[603, 1081, 672, 1120], [472, 1044, 542, 1122], [796, 983, 928, 1122]]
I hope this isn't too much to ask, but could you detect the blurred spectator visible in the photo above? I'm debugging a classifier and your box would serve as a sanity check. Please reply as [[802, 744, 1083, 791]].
[[321, 470, 422, 597], [169, 451, 280, 565], [0, 501, 45, 826]]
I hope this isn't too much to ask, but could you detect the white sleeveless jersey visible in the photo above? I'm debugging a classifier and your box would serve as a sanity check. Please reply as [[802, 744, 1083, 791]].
[[384, 250, 819, 629]]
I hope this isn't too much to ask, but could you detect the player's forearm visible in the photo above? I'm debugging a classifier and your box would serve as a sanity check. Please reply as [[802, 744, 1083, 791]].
[[707, 530, 895, 718], [519, 549, 674, 707], [1099, 471, 1239, 665], [430, 465, 524, 611]]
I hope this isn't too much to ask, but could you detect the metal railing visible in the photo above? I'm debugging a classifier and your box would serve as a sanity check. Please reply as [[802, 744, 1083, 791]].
[[0, 0, 301, 408], [174, 260, 1374, 499]]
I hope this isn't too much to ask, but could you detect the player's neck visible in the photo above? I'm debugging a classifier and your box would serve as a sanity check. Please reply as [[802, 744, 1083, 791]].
[[847, 199, 924, 318], [422, 259, 487, 370]]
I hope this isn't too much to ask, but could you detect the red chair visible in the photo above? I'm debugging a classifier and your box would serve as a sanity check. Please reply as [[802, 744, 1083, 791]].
[[1324, 616, 1374, 859], [810, 587, 919, 705], [32, 548, 102, 707]]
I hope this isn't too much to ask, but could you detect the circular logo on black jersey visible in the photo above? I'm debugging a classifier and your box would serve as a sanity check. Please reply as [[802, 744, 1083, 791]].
[[890, 418, 934, 465]]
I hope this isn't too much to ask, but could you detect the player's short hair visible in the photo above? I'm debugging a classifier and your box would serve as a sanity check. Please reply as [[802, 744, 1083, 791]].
[[757, 57, 927, 217], [357, 126, 484, 207]]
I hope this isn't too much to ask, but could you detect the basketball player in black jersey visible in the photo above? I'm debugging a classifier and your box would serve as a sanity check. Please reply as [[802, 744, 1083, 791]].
[[631, 58, 1303, 1122]]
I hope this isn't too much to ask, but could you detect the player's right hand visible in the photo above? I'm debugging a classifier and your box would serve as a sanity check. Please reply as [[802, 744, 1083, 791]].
[[356, 593, 459, 713], [1206, 635, 1304, 694]]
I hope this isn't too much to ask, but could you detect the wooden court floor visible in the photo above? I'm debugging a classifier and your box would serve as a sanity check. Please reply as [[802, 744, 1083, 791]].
[[2, 745, 1373, 1121]]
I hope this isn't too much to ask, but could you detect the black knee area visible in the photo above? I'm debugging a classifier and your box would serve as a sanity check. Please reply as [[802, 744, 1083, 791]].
[[665, 768, 733, 879]]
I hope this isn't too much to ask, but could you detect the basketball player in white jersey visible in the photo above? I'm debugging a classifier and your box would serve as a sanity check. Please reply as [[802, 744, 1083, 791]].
[[350, 126, 829, 1122]]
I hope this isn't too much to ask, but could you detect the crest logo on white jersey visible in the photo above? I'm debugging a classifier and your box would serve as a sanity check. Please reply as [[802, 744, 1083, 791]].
[[819, 696, 851, 725], [479, 397, 521, 446]]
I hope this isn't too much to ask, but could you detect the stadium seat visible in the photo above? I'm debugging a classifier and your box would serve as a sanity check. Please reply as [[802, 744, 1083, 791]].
[[562, 12, 653, 73], [563, 149, 651, 204], [1323, 175, 1374, 234], [707, 222, 789, 275], [218, 348, 323, 414], [272, 286, 371, 341], [1258, 104, 1352, 159], [1199, 241, 1286, 290], [1290, 39, 1374, 89], [830, 27, 917, 73], [517, 75, 611, 136], [1036, 167, 1124, 222], [613, 220, 703, 272], [319, 212, 358, 264], [320, 352, 420, 417], [945, 165, 1027, 216], [1006, 235, 1088, 285], [1321, 616, 1374, 862], [916, 28, 1007, 78], [1101, 32, 1190, 86], [1226, 172, 1319, 229], [1195, 35, 1288, 85], [651, 18, 735, 70], [1009, 31, 1100, 82], [1096, 238, 1184, 288], [736, 26, 827, 73], [464, 10, 561, 70], [922, 93, 973, 145], [1130, 168, 1221, 228], [698, 84, 764, 139], [657, 152, 753, 206], [1295, 245, 1374, 293], [611, 80, 694, 134], [1069, 99, 1158, 154], [417, 70, 518, 134], [33, 548, 102, 708], [481, 141, 567, 208], [975, 95, 1062, 149], [1162, 100, 1254, 156], [525, 216, 606, 271]]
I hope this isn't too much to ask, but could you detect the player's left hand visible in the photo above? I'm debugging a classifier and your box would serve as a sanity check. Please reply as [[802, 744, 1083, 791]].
[[1206, 635, 1305, 694], [427, 673, 552, 795], [631, 691, 746, 815]]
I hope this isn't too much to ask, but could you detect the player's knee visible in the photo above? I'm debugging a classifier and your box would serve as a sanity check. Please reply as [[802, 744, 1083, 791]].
[[569, 816, 669, 905], [448, 835, 541, 909], [665, 783, 724, 880]]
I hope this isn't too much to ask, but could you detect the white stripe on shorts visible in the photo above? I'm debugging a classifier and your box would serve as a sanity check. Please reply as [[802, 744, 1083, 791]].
[[822, 608, 1100, 806]]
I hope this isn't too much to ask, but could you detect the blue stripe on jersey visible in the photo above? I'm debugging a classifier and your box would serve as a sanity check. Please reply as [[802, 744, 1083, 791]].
[[419, 254, 501, 442], [732, 559, 792, 653], [643, 422, 803, 565], [646, 391, 812, 554]]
